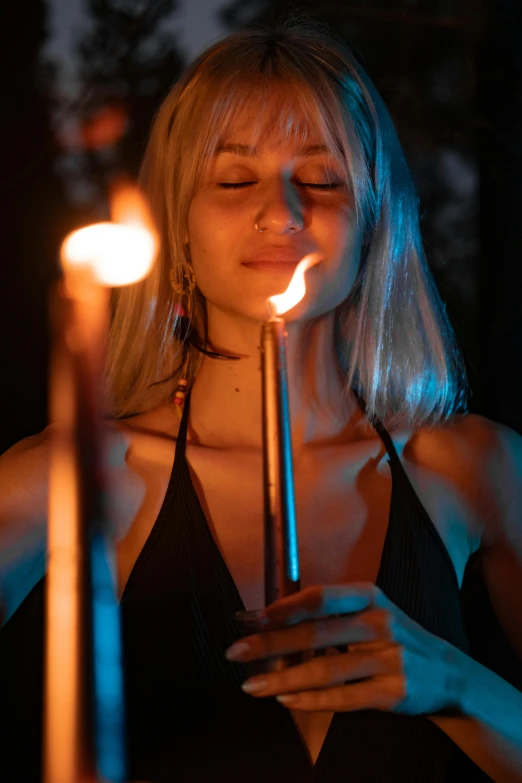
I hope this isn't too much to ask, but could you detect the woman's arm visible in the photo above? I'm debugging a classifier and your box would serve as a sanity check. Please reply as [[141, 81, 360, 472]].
[[0, 422, 137, 624], [475, 419, 522, 661], [0, 430, 50, 624], [427, 647, 522, 782], [429, 416, 522, 782]]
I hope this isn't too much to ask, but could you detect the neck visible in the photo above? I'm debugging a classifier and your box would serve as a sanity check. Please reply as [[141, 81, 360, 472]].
[[188, 307, 364, 454]]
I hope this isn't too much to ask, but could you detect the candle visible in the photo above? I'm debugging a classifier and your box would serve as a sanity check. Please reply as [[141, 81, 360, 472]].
[[44, 185, 157, 783], [261, 254, 322, 607]]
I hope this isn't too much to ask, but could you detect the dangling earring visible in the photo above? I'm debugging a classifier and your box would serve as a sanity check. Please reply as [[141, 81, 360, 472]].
[[170, 257, 196, 419], [172, 377, 189, 415]]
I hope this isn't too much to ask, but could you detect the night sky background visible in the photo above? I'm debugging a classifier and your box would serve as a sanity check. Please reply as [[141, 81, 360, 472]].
[[0, 0, 521, 732]]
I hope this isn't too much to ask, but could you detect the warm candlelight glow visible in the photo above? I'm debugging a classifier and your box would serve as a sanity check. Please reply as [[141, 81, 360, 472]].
[[45, 346, 82, 783], [60, 181, 158, 287], [268, 252, 322, 316], [61, 222, 156, 287], [45, 182, 155, 781], [109, 178, 156, 234]]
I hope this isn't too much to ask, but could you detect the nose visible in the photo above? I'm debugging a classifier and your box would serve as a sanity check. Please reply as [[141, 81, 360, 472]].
[[254, 173, 305, 234]]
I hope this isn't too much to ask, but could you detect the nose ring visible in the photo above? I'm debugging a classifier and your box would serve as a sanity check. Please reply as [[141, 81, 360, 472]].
[[255, 222, 299, 232]]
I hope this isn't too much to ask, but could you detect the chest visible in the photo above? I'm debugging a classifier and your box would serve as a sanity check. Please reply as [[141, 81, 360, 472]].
[[181, 440, 475, 766], [184, 440, 473, 613], [116, 431, 476, 767]]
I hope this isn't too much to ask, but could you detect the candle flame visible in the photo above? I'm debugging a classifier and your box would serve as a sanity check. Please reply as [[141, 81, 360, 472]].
[[61, 183, 158, 287], [268, 253, 322, 316], [110, 178, 156, 234]]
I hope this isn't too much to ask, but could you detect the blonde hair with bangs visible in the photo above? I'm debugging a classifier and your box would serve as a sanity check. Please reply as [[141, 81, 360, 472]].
[[106, 21, 469, 431]]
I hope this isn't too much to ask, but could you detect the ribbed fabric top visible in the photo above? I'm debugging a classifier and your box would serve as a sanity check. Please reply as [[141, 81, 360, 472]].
[[0, 391, 494, 782], [119, 389, 491, 783]]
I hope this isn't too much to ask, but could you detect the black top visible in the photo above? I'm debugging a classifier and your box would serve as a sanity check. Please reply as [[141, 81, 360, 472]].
[[0, 390, 493, 782]]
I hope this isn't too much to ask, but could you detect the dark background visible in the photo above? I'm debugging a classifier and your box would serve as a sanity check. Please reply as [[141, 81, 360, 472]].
[[1, 0, 521, 686], [2, 0, 522, 455]]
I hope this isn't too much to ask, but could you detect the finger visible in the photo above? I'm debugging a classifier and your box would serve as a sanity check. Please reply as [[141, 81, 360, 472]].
[[350, 640, 392, 652], [261, 583, 379, 626], [242, 645, 402, 697], [230, 609, 395, 661], [275, 674, 405, 712]]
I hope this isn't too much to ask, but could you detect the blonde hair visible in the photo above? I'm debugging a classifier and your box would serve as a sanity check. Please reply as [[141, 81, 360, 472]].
[[106, 20, 469, 431]]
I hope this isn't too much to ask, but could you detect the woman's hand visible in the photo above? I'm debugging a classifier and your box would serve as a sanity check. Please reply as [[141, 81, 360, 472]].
[[224, 583, 465, 715]]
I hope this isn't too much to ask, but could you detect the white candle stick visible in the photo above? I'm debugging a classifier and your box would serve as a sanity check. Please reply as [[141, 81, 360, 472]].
[[44, 186, 157, 783]]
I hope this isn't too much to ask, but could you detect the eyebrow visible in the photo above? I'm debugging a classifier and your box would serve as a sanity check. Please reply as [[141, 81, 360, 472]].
[[214, 143, 331, 158]]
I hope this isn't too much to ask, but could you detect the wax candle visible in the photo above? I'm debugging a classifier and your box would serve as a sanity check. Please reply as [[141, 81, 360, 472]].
[[260, 253, 321, 606], [44, 186, 157, 783]]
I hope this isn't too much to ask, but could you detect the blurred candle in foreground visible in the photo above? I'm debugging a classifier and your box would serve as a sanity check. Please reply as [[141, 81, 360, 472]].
[[44, 183, 157, 783], [261, 253, 321, 606]]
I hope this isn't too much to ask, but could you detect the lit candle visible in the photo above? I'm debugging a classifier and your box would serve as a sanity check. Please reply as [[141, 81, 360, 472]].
[[261, 254, 321, 607], [44, 185, 157, 783]]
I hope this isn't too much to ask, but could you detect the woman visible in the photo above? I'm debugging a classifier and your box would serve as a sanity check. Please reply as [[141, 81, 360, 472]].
[[1, 21, 522, 783]]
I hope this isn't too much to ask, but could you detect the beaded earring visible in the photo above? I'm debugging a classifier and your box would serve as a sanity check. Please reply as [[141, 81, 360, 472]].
[[168, 253, 242, 419], [170, 260, 196, 419], [172, 377, 189, 415]]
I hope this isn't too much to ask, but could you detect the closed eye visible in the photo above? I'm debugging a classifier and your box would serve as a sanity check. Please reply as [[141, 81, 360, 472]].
[[218, 182, 257, 189], [301, 182, 342, 190], [218, 182, 342, 190]]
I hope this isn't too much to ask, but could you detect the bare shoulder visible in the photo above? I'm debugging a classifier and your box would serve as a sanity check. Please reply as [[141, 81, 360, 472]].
[[0, 419, 134, 547], [0, 427, 54, 532], [0, 403, 180, 535], [112, 404, 181, 470], [0, 408, 181, 624], [404, 412, 521, 551], [0, 428, 54, 624], [425, 417, 522, 665]]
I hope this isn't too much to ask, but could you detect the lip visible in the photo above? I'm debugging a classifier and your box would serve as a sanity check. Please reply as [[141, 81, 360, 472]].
[[242, 247, 310, 265], [242, 261, 300, 271]]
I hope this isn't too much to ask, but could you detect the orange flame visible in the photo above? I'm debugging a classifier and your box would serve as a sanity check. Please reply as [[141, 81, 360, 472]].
[[60, 183, 158, 287], [109, 178, 156, 234], [268, 253, 322, 317]]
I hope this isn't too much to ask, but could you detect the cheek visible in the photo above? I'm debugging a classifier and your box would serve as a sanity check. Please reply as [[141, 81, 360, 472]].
[[188, 197, 240, 257], [187, 208, 221, 282], [321, 205, 356, 254], [186, 202, 237, 304], [313, 209, 362, 306], [187, 197, 212, 252], [313, 204, 359, 272]]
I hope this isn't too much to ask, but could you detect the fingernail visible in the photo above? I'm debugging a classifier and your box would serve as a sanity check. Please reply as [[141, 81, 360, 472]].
[[225, 641, 250, 661], [241, 678, 268, 694], [276, 694, 298, 705]]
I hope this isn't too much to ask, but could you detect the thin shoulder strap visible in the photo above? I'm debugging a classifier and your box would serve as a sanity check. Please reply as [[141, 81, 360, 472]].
[[174, 386, 191, 467], [351, 389, 402, 466], [351, 392, 441, 536], [370, 416, 402, 466]]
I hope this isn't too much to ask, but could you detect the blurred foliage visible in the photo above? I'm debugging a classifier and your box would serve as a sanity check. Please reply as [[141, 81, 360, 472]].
[[71, 0, 184, 210]]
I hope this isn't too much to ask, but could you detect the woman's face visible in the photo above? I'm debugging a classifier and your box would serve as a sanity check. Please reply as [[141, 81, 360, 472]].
[[186, 98, 361, 324]]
